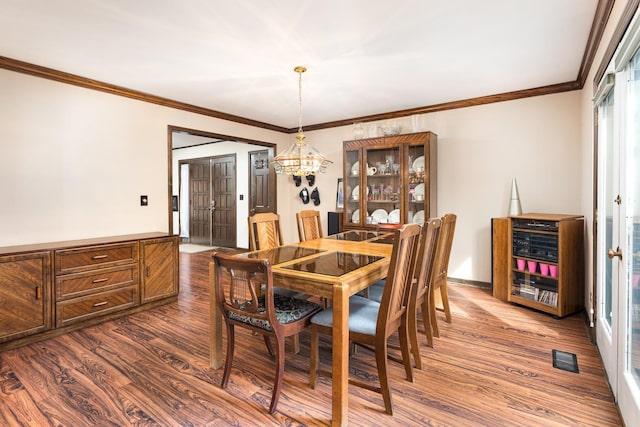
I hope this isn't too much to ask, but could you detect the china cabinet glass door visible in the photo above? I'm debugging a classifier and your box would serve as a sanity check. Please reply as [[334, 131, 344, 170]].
[[406, 143, 427, 225], [344, 149, 362, 227], [362, 145, 402, 226]]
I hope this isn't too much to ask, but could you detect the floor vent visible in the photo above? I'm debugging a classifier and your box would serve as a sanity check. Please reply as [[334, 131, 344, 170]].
[[552, 349, 579, 373]]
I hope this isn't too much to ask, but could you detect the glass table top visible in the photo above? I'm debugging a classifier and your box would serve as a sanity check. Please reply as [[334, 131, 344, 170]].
[[237, 245, 325, 264], [326, 230, 381, 242], [282, 251, 384, 277], [369, 235, 395, 244]]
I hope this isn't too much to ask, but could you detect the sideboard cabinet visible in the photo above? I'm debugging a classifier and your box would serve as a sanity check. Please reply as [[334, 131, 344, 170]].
[[0, 232, 178, 350], [0, 251, 53, 342], [342, 131, 437, 229]]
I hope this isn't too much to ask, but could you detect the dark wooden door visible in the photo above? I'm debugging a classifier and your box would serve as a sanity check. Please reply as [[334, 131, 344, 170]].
[[189, 160, 211, 245], [249, 149, 276, 216], [211, 155, 236, 247]]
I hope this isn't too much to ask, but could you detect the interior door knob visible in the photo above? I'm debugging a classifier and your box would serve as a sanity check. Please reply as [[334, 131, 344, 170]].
[[607, 247, 623, 260]]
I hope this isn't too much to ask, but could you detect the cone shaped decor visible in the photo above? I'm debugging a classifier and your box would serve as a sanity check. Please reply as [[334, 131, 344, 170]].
[[508, 178, 522, 216]]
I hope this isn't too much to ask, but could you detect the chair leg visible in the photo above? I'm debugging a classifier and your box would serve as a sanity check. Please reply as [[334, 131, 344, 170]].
[[421, 297, 434, 348], [222, 324, 235, 388], [375, 339, 394, 415], [430, 290, 440, 338], [309, 325, 319, 389], [407, 299, 422, 370], [269, 334, 286, 414], [289, 334, 300, 354], [398, 323, 414, 382], [264, 335, 274, 357], [440, 282, 452, 323]]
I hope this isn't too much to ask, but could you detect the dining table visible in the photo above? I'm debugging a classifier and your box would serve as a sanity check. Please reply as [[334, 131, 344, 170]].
[[209, 230, 394, 426]]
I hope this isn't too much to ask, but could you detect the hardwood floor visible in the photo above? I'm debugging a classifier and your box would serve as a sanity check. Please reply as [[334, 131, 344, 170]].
[[0, 250, 622, 426]]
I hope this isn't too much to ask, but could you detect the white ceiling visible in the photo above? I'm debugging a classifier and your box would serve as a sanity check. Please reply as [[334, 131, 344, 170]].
[[1, 0, 598, 130]]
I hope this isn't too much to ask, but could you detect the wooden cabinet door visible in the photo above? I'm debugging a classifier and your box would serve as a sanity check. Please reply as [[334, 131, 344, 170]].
[[0, 251, 52, 342], [140, 237, 179, 303]]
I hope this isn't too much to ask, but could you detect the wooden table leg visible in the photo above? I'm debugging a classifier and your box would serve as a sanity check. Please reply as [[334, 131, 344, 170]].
[[332, 283, 349, 426], [209, 261, 223, 369]]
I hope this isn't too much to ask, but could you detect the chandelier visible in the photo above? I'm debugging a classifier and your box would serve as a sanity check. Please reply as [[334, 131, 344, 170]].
[[272, 66, 332, 176]]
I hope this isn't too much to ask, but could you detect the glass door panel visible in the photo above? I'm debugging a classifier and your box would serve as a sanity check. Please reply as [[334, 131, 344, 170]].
[[363, 145, 401, 227], [622, 47, 640, 411], [344, 149, 362, 227], [596, 82, 617, 389], [407, 144, 426, 224]]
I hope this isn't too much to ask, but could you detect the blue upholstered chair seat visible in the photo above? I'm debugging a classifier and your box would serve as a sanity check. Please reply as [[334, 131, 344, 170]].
[[229, 295, 321, 331], [361, 280, 385, 303], [310, 295, 380, 336]]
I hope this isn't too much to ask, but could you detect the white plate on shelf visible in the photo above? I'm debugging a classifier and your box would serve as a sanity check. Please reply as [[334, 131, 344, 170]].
[[371, 209, 388, 223], [413, 210, 425, 225], [352, 209, 360, 223], [351, 161, 359, 176], [388, 209, 400, 224], [412, 156, 425, 172], [352, 185, 369, 199], [414, 183, 425, 196]]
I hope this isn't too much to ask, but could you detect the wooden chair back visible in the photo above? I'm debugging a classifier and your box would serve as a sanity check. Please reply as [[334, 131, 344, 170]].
[[429, 213, 457, 336], [248, 212, 284, 251], [432, 213, 457, 292], [296, 210, 323, 242], [407, 217, 441, 364], [377, 223, 422, 340], [214, 253, 273, 327]]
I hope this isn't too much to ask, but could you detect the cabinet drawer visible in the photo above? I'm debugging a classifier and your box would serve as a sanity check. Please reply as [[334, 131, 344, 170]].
[[55, 243, 138, 275], [56, 265, 138, 300], [55, 285, 138, 327]]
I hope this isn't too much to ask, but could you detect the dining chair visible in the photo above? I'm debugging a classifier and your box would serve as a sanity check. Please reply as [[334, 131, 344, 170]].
[[430, 213, 457, 338], [367, 219, 442, 366], [248, 212, 284, 251], [364, 223, 405, 300], [406, 217, 441, 368], [213, 252, 322, 414], [309, 223, 422, 415], [296, 209, 323, 242], [248, 211, 304, 352]]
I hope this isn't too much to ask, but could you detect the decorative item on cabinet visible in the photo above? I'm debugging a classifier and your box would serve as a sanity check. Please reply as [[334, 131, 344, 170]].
[[509, 178, 523, 216]]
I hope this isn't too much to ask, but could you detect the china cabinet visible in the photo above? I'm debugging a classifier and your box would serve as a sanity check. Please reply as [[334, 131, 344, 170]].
[[342, 131, 437, 229]]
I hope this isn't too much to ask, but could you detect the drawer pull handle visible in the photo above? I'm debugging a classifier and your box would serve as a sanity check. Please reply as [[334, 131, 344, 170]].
[[92, 255, 108, 260], [35, 286, 42, 300], [92, 278, 109, 284], [93, 301, 108, 307]]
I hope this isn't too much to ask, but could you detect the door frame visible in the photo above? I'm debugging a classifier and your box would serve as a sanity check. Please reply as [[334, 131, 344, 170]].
[[168, 125, 277, 245], [592, 5, 640, 423]]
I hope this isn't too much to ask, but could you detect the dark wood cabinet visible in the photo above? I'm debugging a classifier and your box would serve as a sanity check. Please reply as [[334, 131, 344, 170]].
[[0, 251, 53, 343], [140, 236, 179, 303], [342, 132, 437, 229], [0, 233, 178, 350]]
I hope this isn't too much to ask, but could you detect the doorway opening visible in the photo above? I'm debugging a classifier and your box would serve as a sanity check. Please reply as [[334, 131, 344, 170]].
[[168, 125, 277, 249]]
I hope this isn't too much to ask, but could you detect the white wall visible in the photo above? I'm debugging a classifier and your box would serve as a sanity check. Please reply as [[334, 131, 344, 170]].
[[0, 69, 288, 247], [292, 92, 583, 283], [1, 64, 584, 285]]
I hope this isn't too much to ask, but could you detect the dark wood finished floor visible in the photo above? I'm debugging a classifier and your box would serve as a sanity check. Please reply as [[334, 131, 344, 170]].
[[0, 250, 622, 426]]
